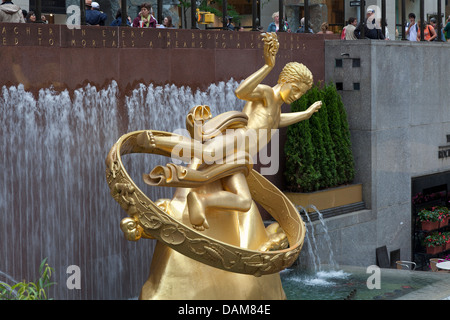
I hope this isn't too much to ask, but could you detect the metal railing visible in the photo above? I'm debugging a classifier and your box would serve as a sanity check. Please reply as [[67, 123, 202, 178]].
[[29, 0, 445, 38]]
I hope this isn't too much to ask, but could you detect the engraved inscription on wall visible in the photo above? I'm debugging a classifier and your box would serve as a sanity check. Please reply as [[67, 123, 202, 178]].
[[0, 24, 309, 53]]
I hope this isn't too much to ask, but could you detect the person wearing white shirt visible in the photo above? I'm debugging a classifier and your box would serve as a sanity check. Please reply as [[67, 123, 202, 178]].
[[406, 13, 418, 41]]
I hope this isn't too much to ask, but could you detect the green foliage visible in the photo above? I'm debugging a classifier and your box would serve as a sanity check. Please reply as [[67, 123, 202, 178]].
[[285, 87, 319, 192], [423, 231, 448, 248], [0, 258, 56, 300], [418, 206, 449, 222], [322, 84, 355, 185], [284, 83, 355, 192]]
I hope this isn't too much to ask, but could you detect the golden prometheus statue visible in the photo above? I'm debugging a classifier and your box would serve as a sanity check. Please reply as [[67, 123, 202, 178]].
[[105, 33, 322, 300]]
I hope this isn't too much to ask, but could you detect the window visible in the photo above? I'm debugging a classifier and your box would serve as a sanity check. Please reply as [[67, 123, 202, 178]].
[[325, 0, 345, 32]]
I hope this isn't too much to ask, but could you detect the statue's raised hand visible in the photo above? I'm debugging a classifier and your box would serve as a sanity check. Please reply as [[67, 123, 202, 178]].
[[262, 32, 279, 67]]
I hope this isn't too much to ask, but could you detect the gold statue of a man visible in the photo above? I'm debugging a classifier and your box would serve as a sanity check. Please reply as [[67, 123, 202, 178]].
[[141, 33, 321, 231], [131, 33, 321, 299]]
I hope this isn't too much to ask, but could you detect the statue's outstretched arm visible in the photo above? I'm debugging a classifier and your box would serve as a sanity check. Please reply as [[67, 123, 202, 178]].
[[235, 33, 279, 101], [278, 101, 322, 128]]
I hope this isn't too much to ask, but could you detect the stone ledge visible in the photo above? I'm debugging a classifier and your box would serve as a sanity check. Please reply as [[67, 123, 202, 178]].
[[284, 183, 363, 213]]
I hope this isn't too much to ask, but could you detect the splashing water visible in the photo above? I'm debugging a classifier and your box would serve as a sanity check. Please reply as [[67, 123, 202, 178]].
[[293, 204, 344, 291], [290, 269, 350, 287], [0, 270, 19, 285], [0, 271, 19, 297]]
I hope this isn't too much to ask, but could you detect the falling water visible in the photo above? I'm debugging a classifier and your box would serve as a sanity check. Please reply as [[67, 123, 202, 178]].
[[0, 271, 19, 298], [297, 205, 321, 273], [296, 205, 339, 272], [0, 271, 18, 285], [290, 204, 344, 288], [309, 205, 338, 270], [0, 79, 243, 299]]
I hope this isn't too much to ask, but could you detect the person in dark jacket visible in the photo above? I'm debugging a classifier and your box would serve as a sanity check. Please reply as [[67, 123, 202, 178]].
[[132, 3, 156, 28], [85, 0, 107, 26], [354, 8, 385, 40], [110, 8, 131, 26]]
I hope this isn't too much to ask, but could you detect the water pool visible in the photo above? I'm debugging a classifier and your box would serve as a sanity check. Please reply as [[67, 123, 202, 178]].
[[281, 265, 450, 300]]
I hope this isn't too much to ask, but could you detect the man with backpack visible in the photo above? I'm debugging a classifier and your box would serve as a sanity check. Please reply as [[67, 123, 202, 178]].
[[405, 13, 418, 41], [354, 8, 384, 40]]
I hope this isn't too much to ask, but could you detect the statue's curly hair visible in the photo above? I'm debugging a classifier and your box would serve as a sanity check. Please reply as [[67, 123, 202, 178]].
[[278, 62, 313, 89]]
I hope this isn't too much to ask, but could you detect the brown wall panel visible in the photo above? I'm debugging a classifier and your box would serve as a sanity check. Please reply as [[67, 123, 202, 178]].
[[0, 23, 334, 94]]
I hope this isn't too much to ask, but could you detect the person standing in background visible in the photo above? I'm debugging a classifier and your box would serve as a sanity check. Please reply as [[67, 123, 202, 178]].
[[0, 0, 25, 23], [406, 13, 418, 41]]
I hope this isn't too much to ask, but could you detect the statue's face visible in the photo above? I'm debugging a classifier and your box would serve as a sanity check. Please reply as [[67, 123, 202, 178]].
[[281, 82, 309, 104]]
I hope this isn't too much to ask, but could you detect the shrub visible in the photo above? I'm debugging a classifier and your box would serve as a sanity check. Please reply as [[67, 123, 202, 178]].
[[284, 83, 355, 192]]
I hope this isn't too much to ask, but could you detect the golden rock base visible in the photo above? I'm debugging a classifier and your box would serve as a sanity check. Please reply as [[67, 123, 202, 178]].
[[139, 242, 286, 300]]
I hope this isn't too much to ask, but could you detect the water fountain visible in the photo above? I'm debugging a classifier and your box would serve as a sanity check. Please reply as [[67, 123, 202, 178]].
[[278, 205, 353, 299], [281, 205, 450, 300]]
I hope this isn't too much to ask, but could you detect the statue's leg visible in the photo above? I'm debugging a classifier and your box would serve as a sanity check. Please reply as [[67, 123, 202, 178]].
[[187, 172, 252, 230]]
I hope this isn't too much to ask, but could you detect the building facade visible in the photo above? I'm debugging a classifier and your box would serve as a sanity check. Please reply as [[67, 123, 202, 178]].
[[14, 0, 450, 33], [324, 39, 450, 268]]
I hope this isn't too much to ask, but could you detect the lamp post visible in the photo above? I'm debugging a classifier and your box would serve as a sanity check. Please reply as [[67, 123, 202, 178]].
[[381, 0, 386, 38], [304, 0, 309, 33], [401, 0, 406, 40], [359, 0, 365, 39], [278, 0, 284, 32], [420, 0, 424, 41], [35, 0, 42, 23], [437, 0, 443, 41], [191, 0, 197, 29], [80, 0, 86, 25], [222, 0, 227, 30], [252, 0, 258, 31], [157, 0, 163, 26], [121, 0, 128, 27]]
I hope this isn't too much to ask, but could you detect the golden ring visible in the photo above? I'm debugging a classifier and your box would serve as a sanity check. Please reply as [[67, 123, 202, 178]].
[[105, 130, 306, 276]]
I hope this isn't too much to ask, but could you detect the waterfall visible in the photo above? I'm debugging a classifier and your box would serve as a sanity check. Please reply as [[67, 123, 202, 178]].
[[296, 205, 339, 272], [285, 205, 346, 291], [309, 205, 338, 270], [297, 205, 321, 273], [0, 79, 243, 299]]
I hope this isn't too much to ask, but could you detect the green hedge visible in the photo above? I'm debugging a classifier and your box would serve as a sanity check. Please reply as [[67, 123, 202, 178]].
[[284, 83, 355, 193]]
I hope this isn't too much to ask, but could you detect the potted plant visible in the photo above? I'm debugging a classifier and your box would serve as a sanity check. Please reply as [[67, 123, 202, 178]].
[[418, 208, 440, 231], [423, 232, 445, 255], [443, 232, 450, 251], [436, 206, 450, 228]]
